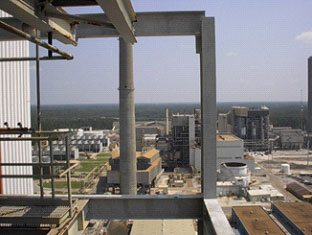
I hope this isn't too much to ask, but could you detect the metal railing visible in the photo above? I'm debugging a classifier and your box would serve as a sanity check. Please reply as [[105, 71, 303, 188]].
[[0, 128, 77, 217]]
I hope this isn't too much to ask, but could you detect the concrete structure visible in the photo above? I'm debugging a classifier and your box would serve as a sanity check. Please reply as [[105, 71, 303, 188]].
[[271, 127, 304, 149], [232, 206, 284, 235], [247, 189, 271, 202], [0, 10, 33, 195], [107, 148, 162, 190], [229, 106, 270, 150], [217, 181, 241, 196], [308, 56, 312, 134], [217, 113, 231, 134], [190, 134, 254, 173], [272, 202, 312, 235], [119, 38, 137, 195], [130, 219, 196, 235], [219, 162, 250, 186], [136, 123, 164, 151], [0, 4, 234, 234]]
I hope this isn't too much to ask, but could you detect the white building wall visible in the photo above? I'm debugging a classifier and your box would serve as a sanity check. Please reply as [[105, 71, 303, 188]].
[[192, 139, 245, 172], [216, 140, 244, 168], [0, 10, 33, 194]]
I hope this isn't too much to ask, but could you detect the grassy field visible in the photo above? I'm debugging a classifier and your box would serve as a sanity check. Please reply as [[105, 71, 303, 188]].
[[42, 152, 111, 189], [43, 181, 83, 189], [76, 152, 111, 173]]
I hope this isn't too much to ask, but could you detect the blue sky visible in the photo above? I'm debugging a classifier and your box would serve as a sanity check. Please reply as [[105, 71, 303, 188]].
[[30, 0, 312, 104]]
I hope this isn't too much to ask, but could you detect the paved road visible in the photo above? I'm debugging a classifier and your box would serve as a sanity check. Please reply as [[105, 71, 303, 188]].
[[258, 164, 299, 202]]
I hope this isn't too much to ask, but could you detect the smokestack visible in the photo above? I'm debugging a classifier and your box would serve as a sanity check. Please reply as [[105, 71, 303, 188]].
[[119, 38, 137, 195], [308, 57, 312, 134], [165, 108, 169, 136]]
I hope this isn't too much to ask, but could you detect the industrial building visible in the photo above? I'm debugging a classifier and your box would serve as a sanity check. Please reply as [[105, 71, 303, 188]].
[[33, 145, 79, 161], [271, 127, 304, 149], [0, 1, 236, 234], [230, 106, 270, 150], [47, 128, 110, 154], [0, 10, 33, 195], [113, 120, 166, 151], [171, 114, 196, 167], [135, 122, 165, 151], [190, 134, 254, 173], [107, 148, 163, 190], [232, 206, 284, 235], [272, 202, 312, 235], [286, 181, 312, 201]]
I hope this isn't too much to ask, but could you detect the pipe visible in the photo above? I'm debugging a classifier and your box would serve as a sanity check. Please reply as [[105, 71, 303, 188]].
[[0, 144, 2, 194], [308, 57, 312, 134], [36, 42, 44, 199], [48, 32, 53, 58], [65, 136, 73, 217], [0, 20, 73, 60], [165, 108, 169, 136], [119, 38, 137, 195], [0, 56, 71, 62], [0, 137, 60, 141], [49, 140, 55, 199], [58, 163, 79, 178]]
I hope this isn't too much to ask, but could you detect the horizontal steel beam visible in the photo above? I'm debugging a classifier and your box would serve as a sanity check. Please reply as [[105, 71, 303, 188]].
[[84, 194, 203, 220], [0, 20, 73, 59], [50, 0, 98, 7], [0, 11, 205, 41], [0, 0, 77, 45], [203, 199, 234, 235], [0, 195, 234, 234], [0, 56, 71, 62], [96, 0, 136, 44]]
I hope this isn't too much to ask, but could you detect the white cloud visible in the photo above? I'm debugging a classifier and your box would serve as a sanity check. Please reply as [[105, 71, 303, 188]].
[[296, 31, 312, 44], [226, 52, 238, 57]]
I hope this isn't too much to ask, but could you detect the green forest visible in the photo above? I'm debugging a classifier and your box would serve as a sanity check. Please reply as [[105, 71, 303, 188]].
[[31, 102, 307, 131]]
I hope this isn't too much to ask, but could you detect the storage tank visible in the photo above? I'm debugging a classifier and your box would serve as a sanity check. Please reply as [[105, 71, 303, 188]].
[[219, 162, 250, 185], [281, 164, 290, 175]]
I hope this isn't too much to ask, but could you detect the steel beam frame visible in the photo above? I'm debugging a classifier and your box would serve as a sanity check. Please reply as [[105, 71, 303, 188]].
[[0, 10, 234, 234], [96, 0, 136, 44], [0, 0, 77, 45]]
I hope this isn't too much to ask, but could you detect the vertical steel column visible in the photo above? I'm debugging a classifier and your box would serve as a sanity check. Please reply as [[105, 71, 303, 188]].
[[165, 108, 169, 136], [65, 136, 72, 217], [200, 17, 216, 199], [49, 140, 55, 199], [308, 57, 312, 134], [119, 38, 137, 195], [36, 42, 44, 198]]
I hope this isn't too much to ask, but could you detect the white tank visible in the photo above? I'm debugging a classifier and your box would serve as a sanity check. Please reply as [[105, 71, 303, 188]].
[[281, 164, 290, 174], [219, 162, 250, 185]]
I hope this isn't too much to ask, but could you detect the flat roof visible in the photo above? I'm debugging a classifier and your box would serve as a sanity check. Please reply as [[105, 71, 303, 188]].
[[217, 134, 241, 142], [111, 148, 159, 159], [247, 189, 271, 196], [233, 206, 284, 235], [273, 202, 312, 234], [130, 219, 196, 235]]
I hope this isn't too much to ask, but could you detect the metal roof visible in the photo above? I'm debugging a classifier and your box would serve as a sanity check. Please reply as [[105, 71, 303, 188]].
[[273, 202, 312, 235], [233, 206, 285, 235]]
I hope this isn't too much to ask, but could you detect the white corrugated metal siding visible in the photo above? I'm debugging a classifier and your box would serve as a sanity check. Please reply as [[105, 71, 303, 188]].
[[0, 10, 33, 195]]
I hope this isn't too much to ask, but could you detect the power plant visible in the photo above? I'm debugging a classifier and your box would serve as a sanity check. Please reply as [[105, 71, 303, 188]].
[[0, 1, 311, 235]]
